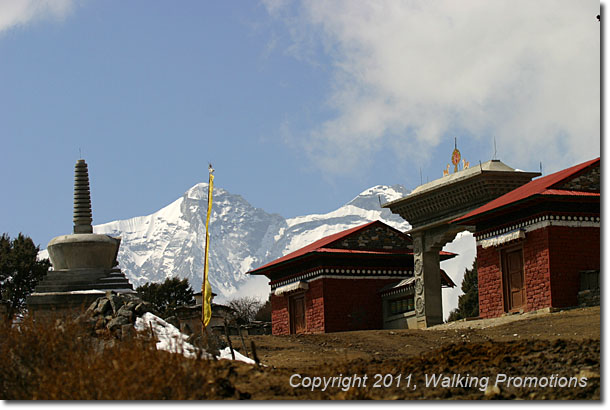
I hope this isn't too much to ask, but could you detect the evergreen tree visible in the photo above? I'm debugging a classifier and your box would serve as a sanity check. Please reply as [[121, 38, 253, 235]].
[[447, 259, 479, 321], [0, 233, 51, 320], [254, 299, 271, 322], [136, 277, 195, 318]]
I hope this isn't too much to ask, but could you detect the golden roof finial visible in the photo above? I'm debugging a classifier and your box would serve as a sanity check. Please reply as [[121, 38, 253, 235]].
[[451, 138, 461, 173], [442, 138, 469, 177]]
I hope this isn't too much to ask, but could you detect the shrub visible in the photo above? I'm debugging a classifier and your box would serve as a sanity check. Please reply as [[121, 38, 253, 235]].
[[0, 313, 248, 399], [227, 297, 263, 324]]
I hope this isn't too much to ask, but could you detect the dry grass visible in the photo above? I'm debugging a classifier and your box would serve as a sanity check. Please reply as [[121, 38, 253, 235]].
[[1, 308, 601, 400], [0, 315, 248, 400]]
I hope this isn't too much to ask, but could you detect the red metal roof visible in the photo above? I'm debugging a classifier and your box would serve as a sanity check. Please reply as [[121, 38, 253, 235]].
[[454, 157, 600, 223], [248, 220, 456, 276], [540, 189, 600, 197], [313, 248, 455, 257], [249, 221, 381, 273]]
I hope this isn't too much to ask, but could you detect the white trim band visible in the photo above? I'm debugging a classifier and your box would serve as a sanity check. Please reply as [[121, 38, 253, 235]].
[[479, 229, 526, 249], [274, 281, 309, 295], [477, 215, 600, 241], [271, 274, 414, 290], [271, 267, 413, 289]]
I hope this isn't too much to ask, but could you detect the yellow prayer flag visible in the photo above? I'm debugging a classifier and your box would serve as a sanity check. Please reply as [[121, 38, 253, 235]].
[[202, 171, 214, 328]]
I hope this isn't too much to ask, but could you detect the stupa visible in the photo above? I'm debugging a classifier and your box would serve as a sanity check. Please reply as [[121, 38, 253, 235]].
[[27, 159, 135, 316]]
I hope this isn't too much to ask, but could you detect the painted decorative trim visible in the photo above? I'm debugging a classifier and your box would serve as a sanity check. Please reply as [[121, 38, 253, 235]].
[[476, 214, 600, 244], [415, 278, 423, 295], [416, 297, 424, 313], [270, 267, 414, 290], [310, 274, 412, 283], [479, 229, 526, 249], [274, 281, 309, 296], [381, 285, 416, 297]]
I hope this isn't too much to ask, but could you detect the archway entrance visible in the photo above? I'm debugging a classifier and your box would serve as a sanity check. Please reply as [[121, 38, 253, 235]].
[[383, 155, 539, 327]]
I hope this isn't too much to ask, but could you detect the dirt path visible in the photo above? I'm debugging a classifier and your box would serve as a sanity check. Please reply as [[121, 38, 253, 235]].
[[221, 306, 599, 399], [239, 306, 599, 371]]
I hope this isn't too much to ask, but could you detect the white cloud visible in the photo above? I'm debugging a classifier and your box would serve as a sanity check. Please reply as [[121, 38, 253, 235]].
[[226, 275, 271, 304], [0, 0, 75, 34], [260, 0, 291, 18], [265, 0, 600, 175]]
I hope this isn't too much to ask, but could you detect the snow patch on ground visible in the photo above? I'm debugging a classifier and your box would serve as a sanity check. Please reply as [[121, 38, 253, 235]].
[[218, 347, 256, 364], [135, 312, 256, 364], [135, 312, 201, 359]]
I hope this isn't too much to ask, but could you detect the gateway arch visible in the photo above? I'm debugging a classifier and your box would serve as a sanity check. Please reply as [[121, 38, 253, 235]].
[[383, 157, 539, 328]]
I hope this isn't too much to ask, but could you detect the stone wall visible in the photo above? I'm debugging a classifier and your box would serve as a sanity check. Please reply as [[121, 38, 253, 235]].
[[558, 163, 600, 192], [84, 291, 156, 337], [578, 289, 600, 307], [578, 270, 600, 307], [329, 224, 411, 250]]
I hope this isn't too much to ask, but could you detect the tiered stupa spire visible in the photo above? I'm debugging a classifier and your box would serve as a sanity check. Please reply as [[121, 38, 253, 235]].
[[73, 159, 93, 233], [27, 158, 135, 317]]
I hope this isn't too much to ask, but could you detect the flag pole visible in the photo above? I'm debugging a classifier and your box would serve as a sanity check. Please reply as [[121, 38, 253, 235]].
[[202, 163, 215, 334]]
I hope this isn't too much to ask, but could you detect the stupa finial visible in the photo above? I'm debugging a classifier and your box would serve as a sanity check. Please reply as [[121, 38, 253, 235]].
[[73, 159, 93, 233]]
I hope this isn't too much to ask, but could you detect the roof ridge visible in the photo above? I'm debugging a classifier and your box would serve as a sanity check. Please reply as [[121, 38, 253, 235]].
[[248, 220, 382, 273], [454, 157, 600, 223], [548, 157, 600, 189]]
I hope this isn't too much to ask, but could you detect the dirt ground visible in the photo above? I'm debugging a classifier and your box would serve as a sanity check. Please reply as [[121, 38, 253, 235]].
[[221, 306, 600, 399]]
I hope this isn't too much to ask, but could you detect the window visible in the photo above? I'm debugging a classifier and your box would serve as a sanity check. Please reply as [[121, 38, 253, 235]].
[[389, 295, 414, 315]]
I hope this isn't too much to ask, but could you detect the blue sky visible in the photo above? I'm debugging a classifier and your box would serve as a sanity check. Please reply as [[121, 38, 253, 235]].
[[0, 0, 601, 249]]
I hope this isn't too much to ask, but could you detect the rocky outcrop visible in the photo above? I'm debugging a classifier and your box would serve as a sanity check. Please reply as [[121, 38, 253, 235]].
[[79, 291, 157, 338]]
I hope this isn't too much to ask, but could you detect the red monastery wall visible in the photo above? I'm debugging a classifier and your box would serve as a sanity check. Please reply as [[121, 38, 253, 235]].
[[478, 224, 599, 318], [522, 227, 552, 312], [271, 277, 400, 334], [270, 279, 326, 335], [270, 293, 289, 335], [478, 227, 552, 318], [305, 279, 325, 333], [477, 245, 504, 318], [321, 278, 397, 333], [547, 225, 600, 308]]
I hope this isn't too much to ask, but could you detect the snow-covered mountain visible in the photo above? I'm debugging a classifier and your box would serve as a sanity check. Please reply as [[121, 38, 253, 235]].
[[275, 185, 410, 261], [43, 183, 411, 302]]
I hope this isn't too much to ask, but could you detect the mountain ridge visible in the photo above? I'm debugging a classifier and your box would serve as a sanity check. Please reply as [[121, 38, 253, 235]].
[[41, 183, 412, 301]]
